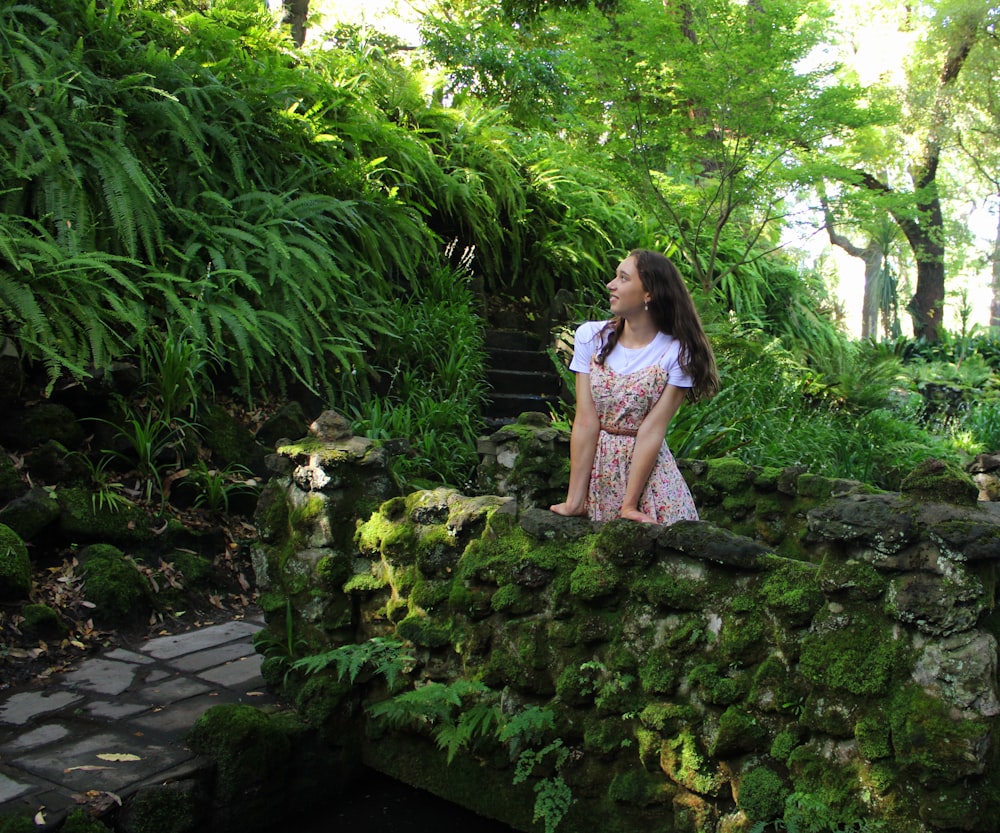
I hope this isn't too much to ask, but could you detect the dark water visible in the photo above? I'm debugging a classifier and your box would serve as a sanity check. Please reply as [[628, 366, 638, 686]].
[[299, 770, 518, 832]]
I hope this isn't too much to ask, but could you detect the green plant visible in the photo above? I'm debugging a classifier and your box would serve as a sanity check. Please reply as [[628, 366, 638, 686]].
[[140, 326, 218, 421], [292, 636, 415, 690], [187, 460, 258, 514], [75, 452, 132, 514], [92, 399, 194, 503]]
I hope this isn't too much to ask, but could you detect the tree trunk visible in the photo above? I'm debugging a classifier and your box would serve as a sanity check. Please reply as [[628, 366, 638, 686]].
[[283, 0, 309, 47], [822, 202, 885, 339], [992, 206, 1000, 330]]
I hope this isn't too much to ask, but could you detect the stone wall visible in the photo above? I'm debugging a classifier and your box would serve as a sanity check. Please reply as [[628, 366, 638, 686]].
[[252, 411, 1000, 833]]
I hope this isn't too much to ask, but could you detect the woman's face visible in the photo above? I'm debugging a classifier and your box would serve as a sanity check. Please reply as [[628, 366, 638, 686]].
[[607, 255, 650, 317]]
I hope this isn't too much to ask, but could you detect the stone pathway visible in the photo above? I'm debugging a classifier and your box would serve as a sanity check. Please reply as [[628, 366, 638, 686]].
[[0, 615, 274, 825]]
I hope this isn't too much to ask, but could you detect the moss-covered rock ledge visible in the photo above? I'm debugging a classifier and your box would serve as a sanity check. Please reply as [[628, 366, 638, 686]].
[[252, 412, 1000, 833]]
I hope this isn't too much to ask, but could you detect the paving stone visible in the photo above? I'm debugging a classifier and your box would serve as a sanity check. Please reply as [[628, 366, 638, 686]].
[[15, 731, 193, 793], [127, 693, 230, 734], [59, 658, 142, 696], [104, 648, 155, 665], [142, 621, 263, 660], [0, 723, 70, 753], [0, 691, 82, 727], [168, 641, 257, 673], [197, 654, 265, 688], [0, 772, 33, 802], [84, 700, 150, 721], [135, 675, 213, 706]]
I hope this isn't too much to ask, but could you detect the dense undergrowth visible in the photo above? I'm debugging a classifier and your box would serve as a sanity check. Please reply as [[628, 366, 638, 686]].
[[1, 0, 997, 496]]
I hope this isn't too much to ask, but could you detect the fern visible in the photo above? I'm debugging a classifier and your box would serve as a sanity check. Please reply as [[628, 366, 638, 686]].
[[292, 637, 414, 690]]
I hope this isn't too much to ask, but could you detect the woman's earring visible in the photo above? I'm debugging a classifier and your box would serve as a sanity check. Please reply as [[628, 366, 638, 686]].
[[644, 301, 649, 311]]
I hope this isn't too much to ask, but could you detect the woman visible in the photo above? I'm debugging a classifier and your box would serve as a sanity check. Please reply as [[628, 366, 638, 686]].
[[550, 249, 718, 524]]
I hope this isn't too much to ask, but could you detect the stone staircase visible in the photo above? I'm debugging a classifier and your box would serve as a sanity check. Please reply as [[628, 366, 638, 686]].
[[483, 328, 564, 426]]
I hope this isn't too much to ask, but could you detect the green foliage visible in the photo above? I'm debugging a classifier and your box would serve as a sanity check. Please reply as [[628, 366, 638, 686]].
[[740, 767, 789, 823], [187, 460, 258, 515], [292, 636, 415, 691], [749, 791, 889, 833], [350, 258, 488, 488]]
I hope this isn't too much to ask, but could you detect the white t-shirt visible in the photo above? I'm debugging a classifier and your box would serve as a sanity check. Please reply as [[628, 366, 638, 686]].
[[569, 320, 693, 388]]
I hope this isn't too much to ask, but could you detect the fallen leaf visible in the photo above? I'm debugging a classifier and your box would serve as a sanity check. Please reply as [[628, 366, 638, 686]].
[[34, 809, 45, 825], [96, 753, 141, 762], [246, 691, 265, 696], [65, 765, 112, 773]]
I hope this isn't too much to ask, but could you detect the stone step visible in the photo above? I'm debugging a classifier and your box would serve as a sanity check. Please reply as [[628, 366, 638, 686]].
[[485, 391, 559, 420], [484, 329, 545, 351]]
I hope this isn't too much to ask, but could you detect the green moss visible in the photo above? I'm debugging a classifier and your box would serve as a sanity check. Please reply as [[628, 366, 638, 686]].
[[491, 583, 535, 614], [569, 558, 620, 601], [293, 674, 352, 739], [396, 613, 452, 648], [584, 717, 631, 755], [899, 458, 979, 506], [716, 610, 765, 665], [738, 766, 788, 823], [593, 519, 655, 567], [316, 552, 351, 588], [799, 608, 905, 696], [57, 486, 153, 544], [642, 568, 706, 611], [81, 546, 150, 621], [639, 702, 697, 733], [0, 523, 31, 601], [661, 729, 724, 795], [410, 578, 453, 611], [796, 473, 839, 499], [759, 555, 824, 626], [116, 785, 197, 833], [343, 572, 389, 593], [608, 768, 665, 807], [711, 706, 766, 756], [186, 704, 296, 798], [889, 684, 988, 780], [770, 728, 801, 763], [704, 458, 755, 492], [20, 603, 65, 638], [414, 524, 461, 575], [0, 814, 35, 833], [638, 650, 679, 695], [257, 590, 288, 615], [254, 479, 290, 543], [748, 655, 802, 713], [787, 743, 865, 821], [169, 550, 213, 587], [687, 661, 744, 705], [855, 713, 892, 760], [817, 557, 888, 600]]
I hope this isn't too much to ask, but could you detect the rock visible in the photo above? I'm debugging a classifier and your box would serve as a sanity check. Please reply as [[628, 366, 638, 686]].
[[0, 446, 25, 504], [900, 457, 979, 506], [202, 404, 268, 476], [257, 401, 309, 449], [308, 410, 353, 441], [806, 493, 917, 559], [885, 570, 986, 636], [0, 485, 61, 540], [0, 523, 31, 600], [18, 402, 85, 450]]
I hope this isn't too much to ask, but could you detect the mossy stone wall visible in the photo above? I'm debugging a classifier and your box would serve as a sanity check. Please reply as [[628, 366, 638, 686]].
[[254, 414, 1000, 833]]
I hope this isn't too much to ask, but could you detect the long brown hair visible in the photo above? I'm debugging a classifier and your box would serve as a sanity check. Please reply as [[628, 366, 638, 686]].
[[596, 249, 719, 402]]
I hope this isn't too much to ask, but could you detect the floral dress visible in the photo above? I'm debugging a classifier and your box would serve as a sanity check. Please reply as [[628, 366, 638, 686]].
[[587, 357, 698, 524]]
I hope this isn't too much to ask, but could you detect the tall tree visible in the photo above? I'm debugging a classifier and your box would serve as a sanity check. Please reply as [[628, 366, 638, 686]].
[[822, 0, 998, 341], [281, 0, 309, 45]]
